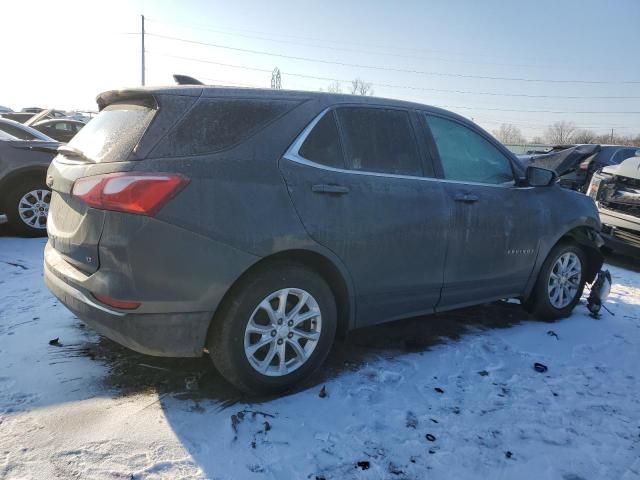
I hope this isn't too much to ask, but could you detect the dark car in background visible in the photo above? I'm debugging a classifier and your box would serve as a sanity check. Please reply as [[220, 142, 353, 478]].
[[31, 119, 85, 143], [0, 129, 59, 235], [587, 156, 640, 257], [45, 87, 604, 394], [0, 117, 58, 142]]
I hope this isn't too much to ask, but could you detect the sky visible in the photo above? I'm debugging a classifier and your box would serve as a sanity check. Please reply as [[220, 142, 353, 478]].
[[1, 0, 639, 140]]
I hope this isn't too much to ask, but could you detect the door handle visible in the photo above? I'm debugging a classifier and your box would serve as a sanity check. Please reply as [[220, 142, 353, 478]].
[[454, 192, 479, 203], [312, 184, 350, 195]]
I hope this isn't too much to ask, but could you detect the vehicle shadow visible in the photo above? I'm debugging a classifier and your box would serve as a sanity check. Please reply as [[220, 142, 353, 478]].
[[83, 300, 531, 408]]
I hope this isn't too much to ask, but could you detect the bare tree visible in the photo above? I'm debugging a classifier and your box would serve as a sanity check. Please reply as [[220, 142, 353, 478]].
[[544, 121, 576, 144], [327, 81, 342, 94], [530, 136, 545, 144], [492, 123, 525, 144], [349, 78, 374, 96], [573, 129, 597, 144]]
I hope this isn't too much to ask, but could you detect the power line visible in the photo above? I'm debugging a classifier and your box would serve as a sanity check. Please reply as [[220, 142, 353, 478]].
[[146, 32, 640, 85], [143, 16, 607, 71], [144, 18, 586, 71], [149, 52, 640, 101]]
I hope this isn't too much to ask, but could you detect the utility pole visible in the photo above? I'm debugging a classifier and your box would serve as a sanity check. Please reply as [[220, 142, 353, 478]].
[[141, 14, 146, 86], [610, 128, 614, 143], [271, 67, 282, 89]]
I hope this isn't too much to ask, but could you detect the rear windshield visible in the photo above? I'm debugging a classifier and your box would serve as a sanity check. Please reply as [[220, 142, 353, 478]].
[[152, 98, 299, 156], [67, 102, 155, 162]]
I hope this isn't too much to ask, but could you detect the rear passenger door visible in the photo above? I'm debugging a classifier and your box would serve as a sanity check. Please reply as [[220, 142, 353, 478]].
[[422, 113, 542, 309], [280, 106, 450, 327]]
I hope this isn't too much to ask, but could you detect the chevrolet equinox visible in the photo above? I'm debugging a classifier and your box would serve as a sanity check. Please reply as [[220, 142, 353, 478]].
[[45, 87, 604, 394]]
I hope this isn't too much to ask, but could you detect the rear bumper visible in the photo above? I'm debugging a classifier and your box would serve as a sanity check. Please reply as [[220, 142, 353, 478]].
[[44, 260, 212, 357]]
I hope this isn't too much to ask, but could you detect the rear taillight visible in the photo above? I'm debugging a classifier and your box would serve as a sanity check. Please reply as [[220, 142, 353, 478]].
[[72, 172, 189, 216]]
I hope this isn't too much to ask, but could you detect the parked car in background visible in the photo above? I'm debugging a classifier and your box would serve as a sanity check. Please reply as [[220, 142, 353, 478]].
[[45, 87, 604, 395], [31, 119, 85, 143], [587, 155, 640, 257], [0, 117, 58, 142], [0, 105, 12, 114], [0, 128, 59, 235], [518, 144, 640, 192]]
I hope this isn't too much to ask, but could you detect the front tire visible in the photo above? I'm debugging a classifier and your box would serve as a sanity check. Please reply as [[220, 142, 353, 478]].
[[526, 242, 587, 320], [3, 179, 51, 237], [208, 262, 337, 395]]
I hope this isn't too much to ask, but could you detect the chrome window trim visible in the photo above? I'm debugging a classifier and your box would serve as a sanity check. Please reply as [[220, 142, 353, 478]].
[[284, 108, 519, 189]]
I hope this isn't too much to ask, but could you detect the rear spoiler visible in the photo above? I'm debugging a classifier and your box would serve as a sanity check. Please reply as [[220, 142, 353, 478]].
[[96, 90, 159, 111], [96, 86, 204, 111]]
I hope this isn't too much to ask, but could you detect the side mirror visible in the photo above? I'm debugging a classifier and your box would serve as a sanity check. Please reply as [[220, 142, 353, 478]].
[[526, 166, 557, 187]]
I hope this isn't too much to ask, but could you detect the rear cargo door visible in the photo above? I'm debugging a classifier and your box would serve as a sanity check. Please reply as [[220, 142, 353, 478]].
[[281, 107, 449, 327], [46, 102, 157, 274]]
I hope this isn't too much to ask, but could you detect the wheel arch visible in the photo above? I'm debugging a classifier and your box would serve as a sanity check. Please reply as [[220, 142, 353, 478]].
[[0, 166, 49, 203], [524, 222, 604, 301], [207, 247, 356, 345]]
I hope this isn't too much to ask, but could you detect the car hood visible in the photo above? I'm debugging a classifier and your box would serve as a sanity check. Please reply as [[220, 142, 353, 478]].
[[518, 144, 601, 176], [602, 156, 640, 179]]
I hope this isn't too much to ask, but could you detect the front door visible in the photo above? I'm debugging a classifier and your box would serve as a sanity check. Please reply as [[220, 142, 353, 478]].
[[422, 113, 542, 309], [280, 106, 450, 326]]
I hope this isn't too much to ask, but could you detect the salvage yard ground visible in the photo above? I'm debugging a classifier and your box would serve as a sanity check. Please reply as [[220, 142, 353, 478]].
[[1, 236, 639, 480]]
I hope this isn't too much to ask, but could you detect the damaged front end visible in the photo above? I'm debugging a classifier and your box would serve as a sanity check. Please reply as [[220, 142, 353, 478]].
[[587, 156, 640, 256]]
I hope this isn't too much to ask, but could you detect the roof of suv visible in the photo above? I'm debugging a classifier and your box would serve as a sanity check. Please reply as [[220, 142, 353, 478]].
[[96, 86, 470, 124]]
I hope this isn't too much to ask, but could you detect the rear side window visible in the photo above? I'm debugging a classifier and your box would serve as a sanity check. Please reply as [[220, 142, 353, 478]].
[[157, 98, 298, 156], [298, 111, 345, 168], [425, 115, 514, 185], [68, 103, 156, 163], [336, 107, 422, 176]]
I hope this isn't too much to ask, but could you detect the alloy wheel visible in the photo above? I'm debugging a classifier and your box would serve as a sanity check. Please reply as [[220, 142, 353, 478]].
[[547, 252, 582, 309], [244, 288, 322, 377], [18, 189, 51, 230]]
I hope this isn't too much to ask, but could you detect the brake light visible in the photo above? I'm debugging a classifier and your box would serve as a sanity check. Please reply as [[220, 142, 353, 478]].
[[93, 293, 141, 310], [72, 172, 189, 216]]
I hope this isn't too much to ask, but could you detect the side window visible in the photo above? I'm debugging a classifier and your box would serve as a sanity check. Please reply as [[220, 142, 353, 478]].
[[426, 115, 514, 185], [336, 107, 423, 176], [298, 111, 345, 168], [156, 98, 299, 156]]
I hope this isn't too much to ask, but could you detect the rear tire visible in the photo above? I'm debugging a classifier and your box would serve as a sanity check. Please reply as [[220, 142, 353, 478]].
[[526, 242, 587, 320], [3, 179, 50, 237], [208, 262, 337, 395]]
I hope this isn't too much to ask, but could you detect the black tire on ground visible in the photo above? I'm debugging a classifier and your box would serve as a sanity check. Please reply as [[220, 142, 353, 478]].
[[525, 241, 587, 320], [2, 179, 50, 237], [208, 262, 337, 395]]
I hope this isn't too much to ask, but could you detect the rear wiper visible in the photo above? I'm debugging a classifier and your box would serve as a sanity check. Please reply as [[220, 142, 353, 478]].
[[56, 145, 95, 163]]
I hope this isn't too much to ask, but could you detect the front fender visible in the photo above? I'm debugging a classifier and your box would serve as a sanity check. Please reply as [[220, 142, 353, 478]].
[[524, 219, 604, 300]]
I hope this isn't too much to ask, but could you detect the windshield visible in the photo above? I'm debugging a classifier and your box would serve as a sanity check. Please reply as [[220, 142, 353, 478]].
[[67, 102, 156, 162]]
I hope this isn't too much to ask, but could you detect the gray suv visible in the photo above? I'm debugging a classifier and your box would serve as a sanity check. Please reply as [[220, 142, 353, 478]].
[[44, 87, 603, 394]]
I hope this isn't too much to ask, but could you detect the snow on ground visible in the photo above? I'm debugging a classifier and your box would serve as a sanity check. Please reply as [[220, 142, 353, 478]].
[[1, 236, 639, 480]]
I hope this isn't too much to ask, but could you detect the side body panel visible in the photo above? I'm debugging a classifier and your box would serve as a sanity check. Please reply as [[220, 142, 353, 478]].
[[436, 181, 545, 309], [281, 158, 448, 326]]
